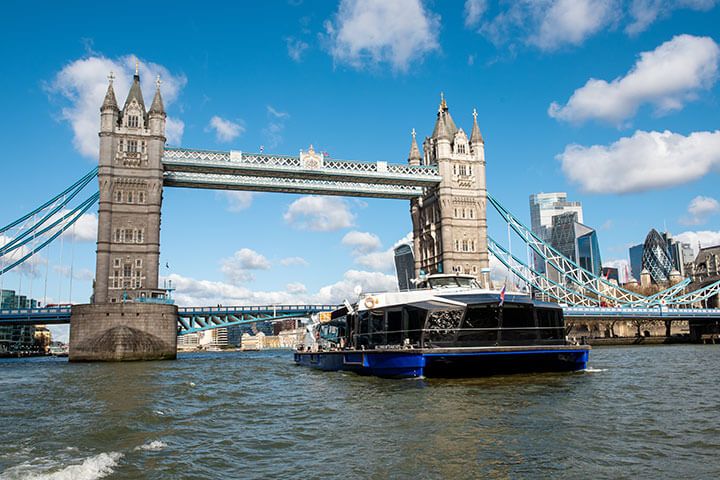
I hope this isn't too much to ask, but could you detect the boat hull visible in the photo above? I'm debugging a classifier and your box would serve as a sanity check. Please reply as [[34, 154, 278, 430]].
[[294, 346, 589, 378]]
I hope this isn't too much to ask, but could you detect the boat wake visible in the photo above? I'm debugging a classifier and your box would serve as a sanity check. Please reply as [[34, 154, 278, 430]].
[[581, 367, 607, 373], [0, 452, 123, 480], [134, 441, 167, 452]]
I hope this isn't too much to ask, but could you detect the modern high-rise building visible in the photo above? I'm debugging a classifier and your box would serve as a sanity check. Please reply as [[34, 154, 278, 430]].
[[394, 243, 415, 290], [629, 243, 644, 281], [529, 192, 583, 241], [629, 229, 693, 284], [549, 212, 602, 276]]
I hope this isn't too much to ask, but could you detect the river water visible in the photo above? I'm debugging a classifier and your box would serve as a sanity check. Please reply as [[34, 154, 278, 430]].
[[1, 345, 719, 479]]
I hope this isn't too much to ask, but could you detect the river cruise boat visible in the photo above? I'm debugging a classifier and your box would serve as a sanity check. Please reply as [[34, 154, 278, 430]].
[[294, 274, 590, 378]]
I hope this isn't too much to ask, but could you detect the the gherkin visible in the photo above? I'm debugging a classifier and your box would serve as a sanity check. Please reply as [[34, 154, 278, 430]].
[[641, 229, 674, 283]]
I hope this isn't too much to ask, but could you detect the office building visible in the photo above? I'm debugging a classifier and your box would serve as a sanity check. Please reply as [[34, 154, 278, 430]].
[[549, 212, 602, 276], [529, 192, 583, 241], [394, 243, 416, 290]]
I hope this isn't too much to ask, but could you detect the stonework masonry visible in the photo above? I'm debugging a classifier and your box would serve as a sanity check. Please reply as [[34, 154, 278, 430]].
[[69, 303, 177, 361], [411, 97, 489, 283], [69, 69, 176, 362]]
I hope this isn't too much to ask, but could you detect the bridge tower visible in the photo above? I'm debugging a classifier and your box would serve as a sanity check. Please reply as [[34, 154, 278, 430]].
[[410, 95, 490, 284], [69, 66, 177, 361]]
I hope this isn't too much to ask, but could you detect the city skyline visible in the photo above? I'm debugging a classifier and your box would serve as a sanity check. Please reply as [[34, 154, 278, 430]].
[[1, 1, 719, 343]]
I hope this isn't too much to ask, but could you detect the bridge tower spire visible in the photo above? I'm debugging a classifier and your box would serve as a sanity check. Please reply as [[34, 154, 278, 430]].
[[411, 96, 490, 284], [70, 66, 176, 362]]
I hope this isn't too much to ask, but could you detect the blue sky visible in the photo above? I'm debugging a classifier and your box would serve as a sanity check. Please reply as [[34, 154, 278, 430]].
[[1, 0, 719, 336]]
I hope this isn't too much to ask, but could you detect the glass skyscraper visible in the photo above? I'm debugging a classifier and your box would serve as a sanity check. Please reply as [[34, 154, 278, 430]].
[[529, 192, 584, 241], [548, 212, 602, 276]]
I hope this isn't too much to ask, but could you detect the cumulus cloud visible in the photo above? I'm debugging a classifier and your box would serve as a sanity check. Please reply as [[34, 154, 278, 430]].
[[280, 256, 310, 267], [680, 196, 720, 225], [558, 129, 720, 194], [219, 191, 253, 212], [675, 230, 720, 256], [283, 196, 355, 231], [60, 211, 97, 242], [207, 116, 244, 142], [342, 231, 382, 254], [286, 37, 310, 62], [324, 0, 440, 72], [48, 54, 187, 158], [0, 234, 46, 275], [626, 0, 718, 35], [165, 269, 397, 307], [53, 265, 94, 282], [220, 248, 271, 284], [475, 0, 619, 52], [286, 282, 307, 294], [549, 35, 720, 125]]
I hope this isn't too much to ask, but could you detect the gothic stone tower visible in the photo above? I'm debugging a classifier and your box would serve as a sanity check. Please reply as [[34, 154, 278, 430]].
[[410, 96, 490, 284], [69, 67, 177, 362]]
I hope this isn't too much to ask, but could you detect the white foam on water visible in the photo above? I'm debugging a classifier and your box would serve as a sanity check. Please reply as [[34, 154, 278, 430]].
[[154, 410, 164, 416], [189, 382, 196, 387], [0, 452, 123, 480], [134, 441, 167, 452], [582, 367, 607, 373]]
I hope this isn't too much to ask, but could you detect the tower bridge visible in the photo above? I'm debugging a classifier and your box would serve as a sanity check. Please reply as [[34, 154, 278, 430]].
[[1, 68, 719, 361]]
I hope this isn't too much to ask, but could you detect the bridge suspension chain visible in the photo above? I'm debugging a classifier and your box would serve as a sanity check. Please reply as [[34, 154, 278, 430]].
[[0, 168, 99, 277]]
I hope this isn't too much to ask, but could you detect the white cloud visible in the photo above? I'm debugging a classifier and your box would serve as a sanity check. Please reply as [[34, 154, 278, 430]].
[[60, 212, 97, 242], [355, 250, 395, 272], [165, 269, 397, 307], [533, 0, 619, 50], [681, 196, 720, 225], [324, 0, 440, 72], [342, 230, 382, 254], [477, 0, 619, 52], [283, 196, 355, 231], [48, 54, 187, 158], [220, 191, 253, 212], [0, 235, 46, 275], [549, 35, 720, 124], [263, 105, 289, 149], [558, 129, 720, 194], [53, 265, 94, 282], [626, 0, 718, 35], [220, 248, 271, 284], [280, 256, 310, 267], [675, 230, 720, 256], [464, 0, 487, 28], [208, 116, 244, 142], [286, 282, 307, 294], [286, 37, 310, 62]]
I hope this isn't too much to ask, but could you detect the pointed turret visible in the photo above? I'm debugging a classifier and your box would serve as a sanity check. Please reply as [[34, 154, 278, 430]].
[[149, 76, 165, 116], [470, 108, 483, 145], [432, 93, 457, 141], [408, 128, 422, 166], [101, 73, 119, 112], [123, 61, 146, 113]]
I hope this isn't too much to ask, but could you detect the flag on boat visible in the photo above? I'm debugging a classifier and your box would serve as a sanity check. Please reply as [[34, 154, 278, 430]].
[[499, 285, 506, 306]]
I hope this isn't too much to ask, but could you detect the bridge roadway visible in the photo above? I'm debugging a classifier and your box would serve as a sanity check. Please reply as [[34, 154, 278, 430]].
[[1, 305, 719, 332]]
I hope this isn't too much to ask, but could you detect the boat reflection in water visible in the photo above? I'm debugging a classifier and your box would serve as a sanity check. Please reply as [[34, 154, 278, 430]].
[[294, 274, 589, 378]]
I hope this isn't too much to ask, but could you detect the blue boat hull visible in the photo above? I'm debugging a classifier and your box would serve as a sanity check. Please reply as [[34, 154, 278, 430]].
[[294, 347, 589, 378]]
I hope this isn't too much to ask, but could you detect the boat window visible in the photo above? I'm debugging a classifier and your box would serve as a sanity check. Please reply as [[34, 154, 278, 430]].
[[386, 310, 402, 345], [500, 304, 539, 342], [424, 308, 464, 345], [428, 276, 480, 289], [536, 308, 565, 340], [404, 306, 426, 345], [370, 310, 385, 346], [357, 311, 369, 348], [458, 305, 498, 345]]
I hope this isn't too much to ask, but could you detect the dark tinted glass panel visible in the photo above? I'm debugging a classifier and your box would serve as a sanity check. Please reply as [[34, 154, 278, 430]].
[[357, 312, 369, 348], [457, 305, 499, 345], [370, 311, 385, 346], [424, 309, 464, 345], [387, 310, 402, 345], [405, 307, 426, 345]]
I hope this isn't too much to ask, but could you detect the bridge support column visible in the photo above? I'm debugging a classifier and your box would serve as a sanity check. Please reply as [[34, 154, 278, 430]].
[[69, 303, 177, 361]]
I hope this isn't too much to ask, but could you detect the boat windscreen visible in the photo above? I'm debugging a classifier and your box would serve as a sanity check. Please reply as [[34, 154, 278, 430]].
[[428, 276, 480, 289]]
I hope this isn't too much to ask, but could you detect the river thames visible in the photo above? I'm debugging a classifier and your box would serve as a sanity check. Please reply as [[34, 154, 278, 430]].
[[1, 345, 719, 479]]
